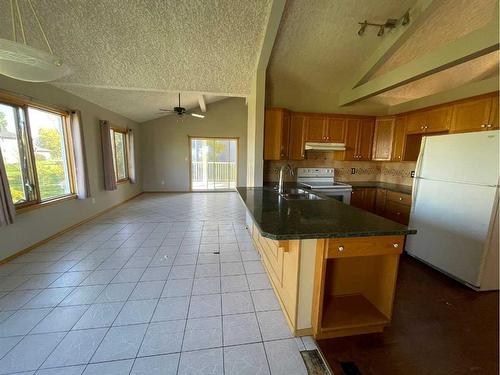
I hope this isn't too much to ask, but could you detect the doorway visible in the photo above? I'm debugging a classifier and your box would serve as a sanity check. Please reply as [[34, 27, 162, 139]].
[[190, 137, 238, 191]]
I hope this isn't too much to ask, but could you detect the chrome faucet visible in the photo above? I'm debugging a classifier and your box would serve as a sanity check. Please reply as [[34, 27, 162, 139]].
[[277, 164, 294, 194]]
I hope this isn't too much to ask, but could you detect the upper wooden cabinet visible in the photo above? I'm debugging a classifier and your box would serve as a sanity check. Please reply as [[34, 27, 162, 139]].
[[304, 115, 346, 142], [372, 117, 395, 161], [451, 95, 499, 133], [391, 116, 407, 161], [305, 116, 327, 142], [344, 119, 374, 161], [326, 118, 346, 142], [264, 108, 290, 160], [289, 115, 306, 160], [406, 106, 451, 134]]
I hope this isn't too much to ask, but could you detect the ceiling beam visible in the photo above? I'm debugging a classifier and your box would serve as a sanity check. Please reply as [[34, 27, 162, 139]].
[[339, 13, 499, 106], [198, 95, 206, 112], [348, 0, 439, 89]]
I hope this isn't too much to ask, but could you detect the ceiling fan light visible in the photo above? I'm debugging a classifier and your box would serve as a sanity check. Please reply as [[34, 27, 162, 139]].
[[0, 38, 71, 82], [191, 113, 205, 118]]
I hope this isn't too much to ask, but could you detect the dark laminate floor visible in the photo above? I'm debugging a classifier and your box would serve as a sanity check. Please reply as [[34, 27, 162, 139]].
[[318, 255, 499, 375]]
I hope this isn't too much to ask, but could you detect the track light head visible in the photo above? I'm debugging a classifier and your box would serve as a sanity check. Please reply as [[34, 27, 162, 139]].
[[402, 11, 410, 25], [358, 21, 367, 36]]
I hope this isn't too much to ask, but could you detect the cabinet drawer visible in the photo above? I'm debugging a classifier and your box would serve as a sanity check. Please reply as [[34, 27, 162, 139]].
[[326, 236, 404, 259], [385, 201, 410, 225], [386, 190, 411, 206]]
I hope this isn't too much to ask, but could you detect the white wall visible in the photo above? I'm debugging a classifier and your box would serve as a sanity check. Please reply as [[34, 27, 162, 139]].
[[141, 97, 248, 191], [0, 76, 142, 260]]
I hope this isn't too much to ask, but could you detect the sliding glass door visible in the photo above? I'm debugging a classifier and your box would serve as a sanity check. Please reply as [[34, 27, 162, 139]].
[[190, 137, 238, 191]]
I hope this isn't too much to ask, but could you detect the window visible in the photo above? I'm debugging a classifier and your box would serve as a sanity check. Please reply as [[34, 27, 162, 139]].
[[190, 137, 238, 191], [0, 96, 75, 208], [110, 128, 128, 182]]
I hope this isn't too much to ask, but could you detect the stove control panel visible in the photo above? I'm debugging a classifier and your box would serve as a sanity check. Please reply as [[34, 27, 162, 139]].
[[296, 168, 335, 178]]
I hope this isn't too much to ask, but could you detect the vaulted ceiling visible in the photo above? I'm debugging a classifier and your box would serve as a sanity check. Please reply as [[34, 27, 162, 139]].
[[0, 0, 272, 122], [267, 0, 499, 115]]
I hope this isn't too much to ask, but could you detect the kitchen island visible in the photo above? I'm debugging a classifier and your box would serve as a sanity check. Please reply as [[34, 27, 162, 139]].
[[237, 186, 416, 339]]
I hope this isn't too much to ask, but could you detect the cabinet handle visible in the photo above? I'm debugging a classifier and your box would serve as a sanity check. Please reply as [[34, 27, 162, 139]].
[[338, 246, 344, 252], [420, 126, 424, 130], [425, 125, 428, 129], [399, 197, 403, 201], [396, 212, 401, 215], [487, 124, 492, 128], [481, 124, 487, 128], [393, 243, 399, 248], [398, 155, 401, 159]]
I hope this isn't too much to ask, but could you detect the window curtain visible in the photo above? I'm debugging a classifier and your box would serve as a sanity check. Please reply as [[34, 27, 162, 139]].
[[100, 120, 117, 191], [0, 148, 15, 227], [127, 129, 136, 184], [71, 111, 91, 199]]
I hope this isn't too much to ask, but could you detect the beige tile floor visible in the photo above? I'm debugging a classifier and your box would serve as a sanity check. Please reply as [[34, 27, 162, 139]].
[[0, 192, 314, 375]]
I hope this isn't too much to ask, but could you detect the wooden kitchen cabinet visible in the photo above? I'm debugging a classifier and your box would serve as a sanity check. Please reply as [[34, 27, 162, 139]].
[[312, 236, 404, 339], [451, 94, 499, 133], [350, 188, 376, 213], [288, 114, 306, 160], [372, 117, 396, 161], [326, 117, 346, 142], [406, 106, 451, 134], [264, 108, 290, 160], [391, 116, 407, 161], [344, 118, 375, 161], [305, 116, 327, 142]]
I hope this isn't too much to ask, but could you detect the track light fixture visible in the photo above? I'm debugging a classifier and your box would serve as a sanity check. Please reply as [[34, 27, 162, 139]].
[[357, 10, 410, 37]]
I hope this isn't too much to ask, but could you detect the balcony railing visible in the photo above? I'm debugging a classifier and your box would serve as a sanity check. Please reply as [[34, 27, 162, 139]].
[[191, 161, 237, 190]]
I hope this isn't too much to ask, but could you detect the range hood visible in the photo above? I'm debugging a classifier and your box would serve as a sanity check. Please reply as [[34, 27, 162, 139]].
[[305, 142, 346, 151]]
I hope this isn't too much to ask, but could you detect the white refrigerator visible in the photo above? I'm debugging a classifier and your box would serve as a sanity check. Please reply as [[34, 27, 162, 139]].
[[406, 130, 499, 291]]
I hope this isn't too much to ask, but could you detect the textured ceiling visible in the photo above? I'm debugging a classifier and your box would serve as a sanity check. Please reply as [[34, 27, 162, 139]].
[[0, 0, 272, 122], [267, 0, 499, 114], [367, 50, 499, 106], [53, 84, 225, 122], [369, 0, 497, 79]]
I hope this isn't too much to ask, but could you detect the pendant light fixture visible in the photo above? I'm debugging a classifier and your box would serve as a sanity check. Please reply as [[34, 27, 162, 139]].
[[0, 0, 71, 82]]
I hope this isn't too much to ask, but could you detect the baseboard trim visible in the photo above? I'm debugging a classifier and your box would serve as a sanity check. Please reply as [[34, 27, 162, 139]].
[[0, 192, 143, 265]]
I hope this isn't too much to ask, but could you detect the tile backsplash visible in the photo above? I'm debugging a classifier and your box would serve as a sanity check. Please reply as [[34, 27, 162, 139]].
[[264, 159, 416, 186]]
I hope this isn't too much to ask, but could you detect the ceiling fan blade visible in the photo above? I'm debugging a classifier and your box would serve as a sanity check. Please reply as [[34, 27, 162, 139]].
[[191, 113, 205, 118]]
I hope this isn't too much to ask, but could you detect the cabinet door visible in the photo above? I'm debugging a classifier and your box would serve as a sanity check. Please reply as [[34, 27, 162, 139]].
[[451, 97, 492, 133], [406, 111, 427, 134], [489, 96, 499, 129], [264, 109, 283, 160], [344, 119, 360, 161], [326, 118, 345, 142], [350, 188, 365, 208], [372, 117, 395, 161], [357, 119, 375, 160], [363, 188, 377, 212], [426, 106, 451, 133], [280, 112, 290, 159], [375, 188, 387, 215], [306, 116, 327, 142], [289, 115, 306, 160], [391, 116, 407, 161]]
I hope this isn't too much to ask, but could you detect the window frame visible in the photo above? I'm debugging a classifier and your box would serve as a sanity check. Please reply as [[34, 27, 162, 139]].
[[110, 127, 129, 184], [0, 92, 77, 211]]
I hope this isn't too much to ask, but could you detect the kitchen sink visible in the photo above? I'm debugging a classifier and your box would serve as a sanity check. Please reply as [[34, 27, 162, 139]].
[[278, 188, 324, 200]]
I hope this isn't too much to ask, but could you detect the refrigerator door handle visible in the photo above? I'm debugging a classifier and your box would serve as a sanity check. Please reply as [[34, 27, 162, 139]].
[[411, 137, 427, 209]]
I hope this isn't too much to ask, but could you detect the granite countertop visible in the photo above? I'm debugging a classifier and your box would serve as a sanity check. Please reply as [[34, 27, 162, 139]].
[[237, 186, 416, 240], [346, 181, 413, 195]]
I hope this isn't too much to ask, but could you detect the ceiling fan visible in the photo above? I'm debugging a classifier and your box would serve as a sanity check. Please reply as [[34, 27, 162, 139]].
[[158, 93, 205, 118]]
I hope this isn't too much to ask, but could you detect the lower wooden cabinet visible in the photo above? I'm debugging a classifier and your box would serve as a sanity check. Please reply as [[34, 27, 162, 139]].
[[312, 237, 404, 339], [352, 187, 412, 225], [350, 188, 376, 213]]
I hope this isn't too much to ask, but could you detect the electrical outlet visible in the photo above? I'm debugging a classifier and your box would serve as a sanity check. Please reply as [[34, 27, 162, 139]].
[[410, 171, 415, 178], [351, 168, 356, 174]]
